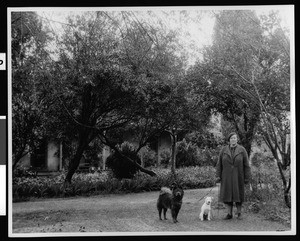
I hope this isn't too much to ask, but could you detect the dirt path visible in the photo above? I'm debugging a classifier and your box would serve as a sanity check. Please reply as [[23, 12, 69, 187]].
[[12, 187, 290, 235]]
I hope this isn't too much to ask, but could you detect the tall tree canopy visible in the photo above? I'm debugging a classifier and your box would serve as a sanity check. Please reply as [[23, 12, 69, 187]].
[[186, 10, 266, 155], [11, 12, 53, 169], [185, 10, 291, 207], [39, 11, 198, 183]]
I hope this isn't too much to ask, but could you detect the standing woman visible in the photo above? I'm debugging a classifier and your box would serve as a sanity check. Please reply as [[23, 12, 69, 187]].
[[216, 132, 251, 220]]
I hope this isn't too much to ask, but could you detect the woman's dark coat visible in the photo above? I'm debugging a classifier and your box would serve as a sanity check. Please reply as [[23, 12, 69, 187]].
[[216, 144, 251, 203]]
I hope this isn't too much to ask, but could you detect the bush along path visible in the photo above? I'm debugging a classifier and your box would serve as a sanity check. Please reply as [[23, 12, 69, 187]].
[[12, 186, 291, 234], [12, 167, 216, 201]]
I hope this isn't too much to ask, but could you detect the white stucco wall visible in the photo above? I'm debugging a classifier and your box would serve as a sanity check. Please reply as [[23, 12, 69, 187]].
[[47, 142, 60, 171], [102, 146, 111, 170]]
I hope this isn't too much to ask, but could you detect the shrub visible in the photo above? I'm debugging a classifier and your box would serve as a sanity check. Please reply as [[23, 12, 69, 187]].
[[244, 160, 291, 224], [160, 149, 171, 168], [13, 166, 216, 201], [140, 146, 157, 168], [106, 142, 141, 179], [197, 146, 221, 167], [83, 139, 103, 168], [245, 161, 287, 202], [175, 166, 217, 189], [132, 166, 216, 191], [185, 131, 223, 149], [13, 166, 37, 178], [176, 139, 199, 167], [250, 152, 273, 168]]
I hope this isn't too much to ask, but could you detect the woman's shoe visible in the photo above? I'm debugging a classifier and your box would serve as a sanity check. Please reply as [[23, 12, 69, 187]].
[[236, 213, 242, 220], [223, 214, 233, 220]]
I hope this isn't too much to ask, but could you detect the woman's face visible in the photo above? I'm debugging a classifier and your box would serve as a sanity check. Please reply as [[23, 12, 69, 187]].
[[229, 134, 238, 146]]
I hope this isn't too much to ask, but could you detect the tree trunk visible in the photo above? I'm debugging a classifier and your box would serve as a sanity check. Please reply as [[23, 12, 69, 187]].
[[276, 159, 291, 208], [64, 130, 92, 184], [242, 140, 252, 157], [115, 149, 157, 177], [64, 144, 86, 184], [284, 177, 291, 208], [135, 163, 156, 176]]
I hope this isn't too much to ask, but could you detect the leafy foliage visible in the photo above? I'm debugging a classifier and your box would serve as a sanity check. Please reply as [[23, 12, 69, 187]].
[[159, 149, 171, 168], [176, 139, 199, 167], [47, 12, 194, 182], [197, 146, 221, 167], [185, 10, 264, 155], [82, 139, 103, 168], [13, 166, 216, 201], [11, 12, 53, 168], [245, 161, 290, 203], [185, 130, 223, 149], [106, 142, 141, 179], [139, 146, 157, 168], [175, 138, 221, 167]]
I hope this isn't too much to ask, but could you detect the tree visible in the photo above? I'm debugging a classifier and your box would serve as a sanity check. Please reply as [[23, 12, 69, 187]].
[[11, 12, 53, 169], [87, 11, 209, 178], [193, 10, 291, 207], [97, 11, 208, 178], [45, 11, 192, 183], [227, 11, 291, 207], [187, 10, 266, 156], [248, 11, 291, 207], [115, 12, 212, 176], [37, 12, 140, 183]]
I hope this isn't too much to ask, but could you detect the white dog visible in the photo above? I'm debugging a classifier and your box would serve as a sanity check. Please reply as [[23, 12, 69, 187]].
[[199, 196, 214, 221]]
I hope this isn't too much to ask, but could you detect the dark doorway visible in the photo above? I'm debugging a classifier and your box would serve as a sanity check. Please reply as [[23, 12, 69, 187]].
[[31, 139, 47, 169]]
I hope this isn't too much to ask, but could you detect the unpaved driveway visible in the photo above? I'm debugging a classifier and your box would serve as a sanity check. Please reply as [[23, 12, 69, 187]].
[[12, 187, 290, 235]]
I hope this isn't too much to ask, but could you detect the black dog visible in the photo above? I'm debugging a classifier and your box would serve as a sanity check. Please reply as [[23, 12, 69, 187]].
[[156, 183, 184, 223]]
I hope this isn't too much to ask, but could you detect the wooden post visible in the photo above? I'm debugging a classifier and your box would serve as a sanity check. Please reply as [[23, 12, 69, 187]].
[[157, 137, 160, 167], [59, 142, 63, 171], [102, 146, 110, 170]]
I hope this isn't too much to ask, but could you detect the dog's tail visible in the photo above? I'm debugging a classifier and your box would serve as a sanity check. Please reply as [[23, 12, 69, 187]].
[[159, 187, 172, 195]]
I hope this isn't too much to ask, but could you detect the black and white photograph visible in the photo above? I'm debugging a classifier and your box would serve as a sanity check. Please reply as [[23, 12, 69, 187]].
[[6, 5, 296, 237]]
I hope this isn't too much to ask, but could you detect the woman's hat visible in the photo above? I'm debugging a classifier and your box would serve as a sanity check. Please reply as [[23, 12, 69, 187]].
[[227, 132, 238, 142]]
